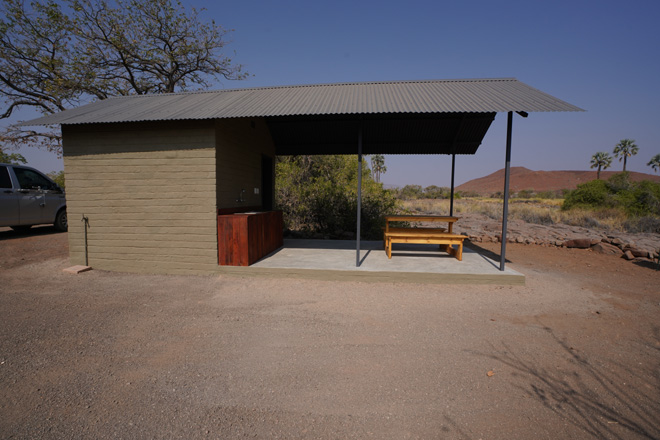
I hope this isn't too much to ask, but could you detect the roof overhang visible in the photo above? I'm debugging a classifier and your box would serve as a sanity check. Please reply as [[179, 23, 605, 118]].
[[20, 78, 583, 156]]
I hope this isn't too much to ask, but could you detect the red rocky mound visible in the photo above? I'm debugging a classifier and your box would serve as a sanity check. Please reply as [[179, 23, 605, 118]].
[[456, 167, 660, 196]]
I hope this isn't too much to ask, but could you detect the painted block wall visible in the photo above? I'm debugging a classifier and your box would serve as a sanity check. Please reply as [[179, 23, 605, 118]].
[[215, 118, 276, 209], [62, 121, 218, 275]]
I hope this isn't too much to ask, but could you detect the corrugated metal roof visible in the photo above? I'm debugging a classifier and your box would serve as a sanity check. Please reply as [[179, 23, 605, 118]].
[[22, 78, 583, 126]]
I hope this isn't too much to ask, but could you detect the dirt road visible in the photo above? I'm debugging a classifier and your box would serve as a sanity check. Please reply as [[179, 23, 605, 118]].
[[1, 227, 658, 439]]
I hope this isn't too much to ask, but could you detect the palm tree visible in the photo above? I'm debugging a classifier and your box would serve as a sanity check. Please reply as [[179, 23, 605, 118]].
[[613, 139, 639, 172], [590, 151, 612, 179], [648, 154, 660, 174], [370, 154, 387, 183]]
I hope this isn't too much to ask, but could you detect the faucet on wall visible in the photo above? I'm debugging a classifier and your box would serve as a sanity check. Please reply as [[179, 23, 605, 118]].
[[236, 189, 246, 203]]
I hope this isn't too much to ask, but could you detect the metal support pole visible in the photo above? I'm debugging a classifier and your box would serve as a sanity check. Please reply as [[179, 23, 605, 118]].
[[356, 126, 363, 267], [450, 153, 456, 216], [448, 115, 466, 217], [500, 112, 513, 271]]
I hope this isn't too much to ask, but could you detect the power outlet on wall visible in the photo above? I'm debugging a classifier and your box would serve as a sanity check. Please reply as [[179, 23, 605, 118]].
[[254, 188, 260, 195]]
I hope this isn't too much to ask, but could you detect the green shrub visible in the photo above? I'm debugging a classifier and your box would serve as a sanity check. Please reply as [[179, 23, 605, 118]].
[[562, 179, 611, 210], [629, 180, 660, 216], [516, 189, 535, 199], [606, 172, 632, 193], [562, 172, 660, 222], [423, 185, 450, 199], [276, 155, 400, 240], [0, 149, 27, 165], [47, 170, 65, 189], [396, 184, 424, 200]]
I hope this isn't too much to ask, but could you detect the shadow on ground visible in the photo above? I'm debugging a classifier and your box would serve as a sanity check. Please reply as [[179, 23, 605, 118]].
[[474, 321, 660, 440], [465, 241, 511, 264], [632, 259, 660, 271], [0, 226, 64, 241]]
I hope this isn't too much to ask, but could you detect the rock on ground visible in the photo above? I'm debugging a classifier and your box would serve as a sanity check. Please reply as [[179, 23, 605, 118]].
[[448, 212, 660, 264]]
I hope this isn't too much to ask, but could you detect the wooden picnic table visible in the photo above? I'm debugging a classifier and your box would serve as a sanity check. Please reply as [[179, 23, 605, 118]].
[[384, 215, 459, 233], [383, 215, 465, 261]]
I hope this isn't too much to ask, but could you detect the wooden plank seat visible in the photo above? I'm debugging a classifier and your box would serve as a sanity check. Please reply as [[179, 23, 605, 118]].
[[384, 230, 466, 261], [382, 227, 446, 249]]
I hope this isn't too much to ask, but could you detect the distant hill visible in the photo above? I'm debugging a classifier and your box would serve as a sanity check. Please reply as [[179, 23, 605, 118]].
[[456, 167, 660, 196]]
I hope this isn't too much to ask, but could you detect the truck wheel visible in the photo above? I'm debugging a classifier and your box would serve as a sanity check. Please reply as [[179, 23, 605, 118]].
[[54, 209, 68, 232]]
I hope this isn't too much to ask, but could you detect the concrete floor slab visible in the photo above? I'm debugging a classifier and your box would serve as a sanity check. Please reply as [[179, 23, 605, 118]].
[[218, 239, 525, 285]]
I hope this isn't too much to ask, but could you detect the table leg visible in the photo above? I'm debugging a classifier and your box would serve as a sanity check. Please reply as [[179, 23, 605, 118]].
[[384, 220, 389, 250]]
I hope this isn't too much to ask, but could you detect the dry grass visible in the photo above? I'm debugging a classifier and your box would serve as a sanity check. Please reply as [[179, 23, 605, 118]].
[[401, 198, 632, 231]]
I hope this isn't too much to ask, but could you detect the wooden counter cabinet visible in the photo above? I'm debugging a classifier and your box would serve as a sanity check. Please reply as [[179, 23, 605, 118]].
[[217, 210, 284, 266]]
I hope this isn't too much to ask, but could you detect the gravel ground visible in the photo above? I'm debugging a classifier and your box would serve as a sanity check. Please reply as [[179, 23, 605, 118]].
[[0, 226, 659, 439]]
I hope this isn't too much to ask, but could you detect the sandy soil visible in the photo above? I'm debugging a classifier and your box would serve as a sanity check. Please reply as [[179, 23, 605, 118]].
[[0, 226, 658, 439]]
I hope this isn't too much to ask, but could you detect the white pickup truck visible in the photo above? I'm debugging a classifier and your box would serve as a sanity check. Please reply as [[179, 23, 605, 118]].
[[0, 163, 67, 232]]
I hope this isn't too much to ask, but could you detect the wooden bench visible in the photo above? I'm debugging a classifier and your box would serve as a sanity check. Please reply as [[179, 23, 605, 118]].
[[382, 227, 446, 249], [384, 230, 467, 261]]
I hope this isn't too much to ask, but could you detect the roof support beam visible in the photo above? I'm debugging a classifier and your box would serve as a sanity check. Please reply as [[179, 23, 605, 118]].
[[500, 111, 513, 271]]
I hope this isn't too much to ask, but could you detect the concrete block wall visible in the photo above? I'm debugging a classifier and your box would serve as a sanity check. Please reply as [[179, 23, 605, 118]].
[[215, 118, 276, 209], [62, 121, 219, 274]]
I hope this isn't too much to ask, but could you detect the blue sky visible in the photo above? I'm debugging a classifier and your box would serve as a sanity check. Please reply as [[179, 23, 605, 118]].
[[8, 0, 660, 187]]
